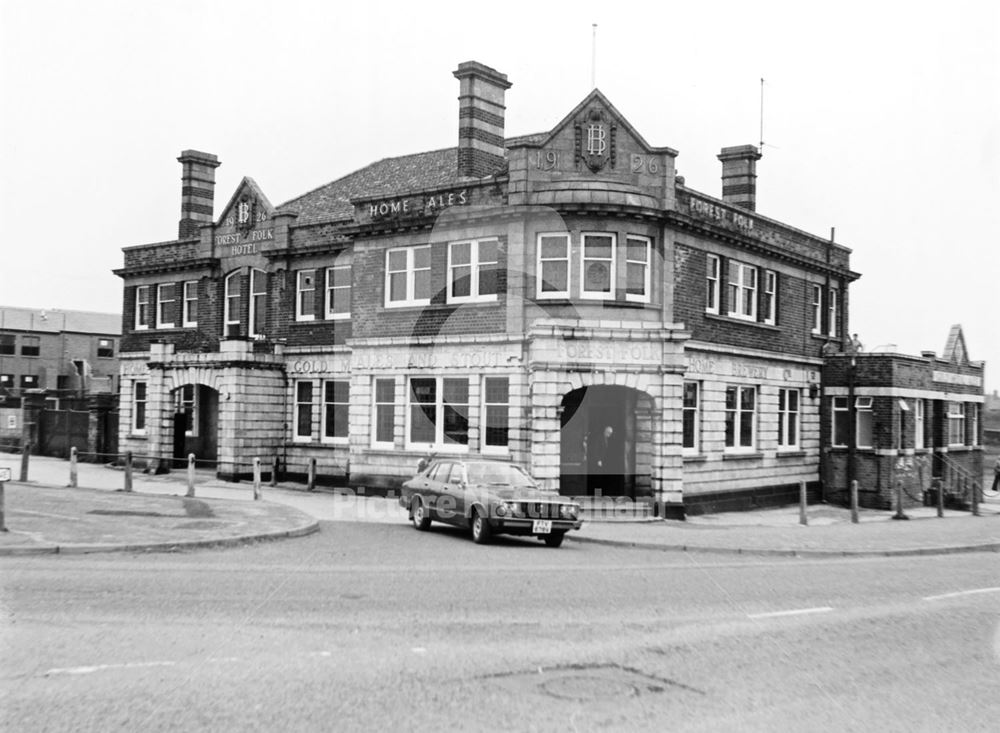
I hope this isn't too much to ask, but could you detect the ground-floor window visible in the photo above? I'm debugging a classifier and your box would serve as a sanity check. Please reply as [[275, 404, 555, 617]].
[[969, 403, 979, 446], [295, 381, 314, 441], [133, 381, 147, 434], [176, 385, 197, 436], [856, 397, 874, 448], [482, 377, 509, 451], [777, 388, 799, 449], [373, 378, 396, 447], [323, 380, 349, 442], [724, 385, 756, 449], [682, 381, 700, 453], [408, 377, 469, 448], [947, 401, 965, 446], [832, 396, 849, 447]]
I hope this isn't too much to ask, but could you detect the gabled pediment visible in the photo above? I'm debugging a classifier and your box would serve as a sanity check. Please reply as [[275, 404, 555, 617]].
[[216, 177, 276, 231], [943, 324, 970, 365]]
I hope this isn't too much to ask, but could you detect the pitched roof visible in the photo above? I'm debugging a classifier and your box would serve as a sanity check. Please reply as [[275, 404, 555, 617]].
[[0, 306, 121, 335]]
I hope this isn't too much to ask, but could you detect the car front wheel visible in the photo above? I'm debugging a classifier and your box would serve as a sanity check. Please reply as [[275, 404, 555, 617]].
[[411, 498, 431, 531], [471, 508, 492, 544], [542, 531, 565, 548]]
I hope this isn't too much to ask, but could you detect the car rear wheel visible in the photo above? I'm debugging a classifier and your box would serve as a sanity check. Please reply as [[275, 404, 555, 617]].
[[542, 531, 565, 548], [411, 498, 431, 531], [471, 508, 492, 544]]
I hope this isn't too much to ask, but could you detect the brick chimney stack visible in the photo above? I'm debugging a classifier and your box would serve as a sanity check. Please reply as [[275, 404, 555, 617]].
[[178, 150, 220, 239], [717, 145, 762, 211], [453, 61, 511, 178]]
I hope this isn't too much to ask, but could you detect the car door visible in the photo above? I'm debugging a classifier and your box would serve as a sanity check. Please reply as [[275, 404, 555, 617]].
[[422, 462, 450, 520], [437, 462, 467, 526]]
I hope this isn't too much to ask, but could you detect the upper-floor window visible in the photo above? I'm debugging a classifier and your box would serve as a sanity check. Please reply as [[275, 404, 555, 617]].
[[537, 233, 570, 299], [724, 385, 756, 450], [777, 388, 800, 448], [326, 265, 351, 319], [762, 270, 777, 325], [448, 239, 498, 304], [705, 254, 721, 314], [0, 374, 12, 389], [21, 374, 39, 389], [386, 246, 431, 307], [0, 334, 14, 355], [182, 281, 198, 327], [581, 233, 616, 300], [625, 236, 651, 303], [224, 272, 241, 335], [250, 269, 267, 337], [947, 401, 965, 446], [727, 261, 757, 321], [21, 335, 40, 357], [296, 269, 316, 321], [97, 338, 115, 358], [156, 283, 176, 328], [811, 284, 823, 334], [827, 288, 839, 337], [135, 285, 150, 330], [682, 381, 700, 454]]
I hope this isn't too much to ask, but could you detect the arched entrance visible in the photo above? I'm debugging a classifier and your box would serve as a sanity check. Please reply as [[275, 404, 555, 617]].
[[170, 384, 219, 466], [559, 385, 654, 499]]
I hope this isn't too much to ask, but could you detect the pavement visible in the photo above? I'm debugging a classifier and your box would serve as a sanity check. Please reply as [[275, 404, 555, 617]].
[[1, 454, 999, 557]]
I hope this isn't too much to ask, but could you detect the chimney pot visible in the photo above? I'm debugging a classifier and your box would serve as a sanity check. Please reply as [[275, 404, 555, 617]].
[[453, 61, 511, 178], [717, 144, 762, 211], [178, 150, 220, 239]]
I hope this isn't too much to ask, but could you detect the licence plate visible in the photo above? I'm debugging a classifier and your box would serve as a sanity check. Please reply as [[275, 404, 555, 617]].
[[532, 520, 552, 534]]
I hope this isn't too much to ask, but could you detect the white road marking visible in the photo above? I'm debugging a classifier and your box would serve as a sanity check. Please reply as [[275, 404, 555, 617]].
[[45, 661, 176, 676], [411, 647, 427, 654], [923, 587, 1000, 602], [747, 606, 833, 620]]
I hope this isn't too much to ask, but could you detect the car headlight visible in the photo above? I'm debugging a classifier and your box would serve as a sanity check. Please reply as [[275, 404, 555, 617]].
[[559, 504, 579, 519], [495, 502, 514, 517]]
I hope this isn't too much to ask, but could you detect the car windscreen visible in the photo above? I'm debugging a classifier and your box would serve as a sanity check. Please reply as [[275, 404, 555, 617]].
[[464, 462, 536, 488]]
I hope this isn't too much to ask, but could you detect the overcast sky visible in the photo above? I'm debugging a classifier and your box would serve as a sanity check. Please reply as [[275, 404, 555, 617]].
[[1, 1, 997, 389]]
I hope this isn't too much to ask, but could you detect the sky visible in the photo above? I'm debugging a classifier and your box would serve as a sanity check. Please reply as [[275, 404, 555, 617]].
[[1, 0, 997, 390]]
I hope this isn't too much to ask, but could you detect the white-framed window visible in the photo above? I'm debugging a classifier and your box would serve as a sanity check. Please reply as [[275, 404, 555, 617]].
[[373, 378, 396, 447], [727, 261, 757, 321], [407, 377, 469, 448], [762, 270, 777, 325], [777, 388, 800, 448], [856, 396, 874, 449], [250, 269, 267, 337], [322, 380, 349, 443], [827, 288, 839, 337], [97, 338, 115, 358], [294, 380, 315, 441], [581, 232, 616, 300], [914, 399, 925, 450], [386, 246, 431, 307], [296, 269, 316, 321], [224, 271, 241, 335], [448, 239, 498, 303], [705, 254, 720, 314], [682, 381, 700, 453], [811, 284, 823, 334], [156, 283, 176, 328], [947, 401, 965, 446], [482, 376, 510, 453], [182, 281, 198, 327], [725, 385, 756, 449], [325, 265, 351, 319], [176, 384, 197, 437], [969, 403, 980, 447], [832, 396, 849, 447], [537, 233, 570, 299], [132, 381, 147, 434], [135, 285, 150, 330], [624, 236, 651, 303]]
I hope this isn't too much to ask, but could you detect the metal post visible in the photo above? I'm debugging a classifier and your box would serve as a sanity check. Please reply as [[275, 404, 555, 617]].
[[799, 480, 808, 526], [270, 455, 279, 487], [20, 441, 30, 482], [850, 479, 859, 524], [970, 477, 980, 517], [69, 446, 78, 488], [936, 478, 944, 518], [124, 451, 133, 493], [307, 458, 317, 492], [253, 457, 262, 500], [892, 478, 908, 520], [186, 453, 196, 498], [0, 480, 6, 532]]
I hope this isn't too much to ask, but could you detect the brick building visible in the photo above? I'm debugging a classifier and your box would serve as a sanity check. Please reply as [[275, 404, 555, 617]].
[[114, 59, 943, 517]]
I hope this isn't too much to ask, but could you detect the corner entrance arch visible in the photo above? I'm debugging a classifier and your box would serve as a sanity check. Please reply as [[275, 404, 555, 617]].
[[559, 385, 654, 499], [170, 384, 219, 466]]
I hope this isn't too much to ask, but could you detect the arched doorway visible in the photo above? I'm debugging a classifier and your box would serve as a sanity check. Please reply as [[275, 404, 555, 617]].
[[559, 385, 654, 499], [170, 384, 219, 466]]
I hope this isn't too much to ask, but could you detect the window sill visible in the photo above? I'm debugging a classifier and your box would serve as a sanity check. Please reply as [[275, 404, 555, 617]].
[[722, 451, 764, 461], [683, 453, 708, 463], [776, 449, 806, 458], [128, 434, 148, 440], [705, 313, 780, 332]]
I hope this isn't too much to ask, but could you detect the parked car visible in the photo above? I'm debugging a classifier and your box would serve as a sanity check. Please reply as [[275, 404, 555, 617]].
[[399, 458, 583, 547]]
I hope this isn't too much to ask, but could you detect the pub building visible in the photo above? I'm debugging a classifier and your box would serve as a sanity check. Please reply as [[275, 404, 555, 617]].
[[114, 60, 984, 518]]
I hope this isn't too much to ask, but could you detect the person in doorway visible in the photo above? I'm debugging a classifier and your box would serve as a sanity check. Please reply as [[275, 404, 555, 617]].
[[588, 425, 624, 496]]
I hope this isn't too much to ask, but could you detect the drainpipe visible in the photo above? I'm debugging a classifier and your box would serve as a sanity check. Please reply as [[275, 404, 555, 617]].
[[847, 354, 857, 498]]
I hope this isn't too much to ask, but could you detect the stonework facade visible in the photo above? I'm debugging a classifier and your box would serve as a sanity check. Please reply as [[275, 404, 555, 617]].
[[113, 60, 982, 517]]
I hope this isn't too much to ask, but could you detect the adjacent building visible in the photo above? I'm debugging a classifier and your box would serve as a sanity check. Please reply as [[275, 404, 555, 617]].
[[114, 60, 982, 516]]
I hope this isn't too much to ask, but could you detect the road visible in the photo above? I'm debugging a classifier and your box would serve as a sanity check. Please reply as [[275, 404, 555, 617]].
[[2, 521, 999, 732]]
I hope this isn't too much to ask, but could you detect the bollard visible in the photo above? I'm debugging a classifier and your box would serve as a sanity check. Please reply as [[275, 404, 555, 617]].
[[936, 478, 944, 518], [186, 453, 196, 498], [124, 451, 133, 493], [307, 457, 317, 492], [892, 478, 908, 520], [799, 480, 808, 526], [253, 458, 262, 500], [850, 479, 859, 524], [20, 441, 30, 482], [0, 479, 6, 532], [69, 446, 78, 488], [270, 455, 279, 487], [971, 477, 980, 517]]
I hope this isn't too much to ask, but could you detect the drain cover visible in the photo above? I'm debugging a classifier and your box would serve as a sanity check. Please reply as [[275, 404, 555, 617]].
[[481, 663, 702, 701]]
